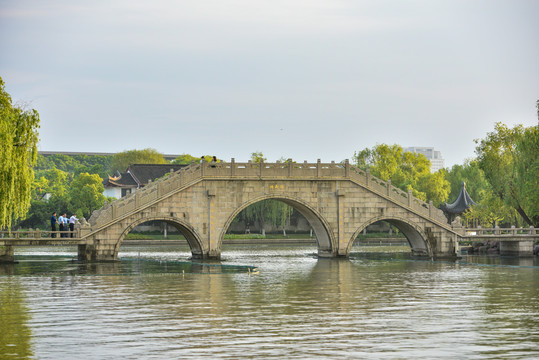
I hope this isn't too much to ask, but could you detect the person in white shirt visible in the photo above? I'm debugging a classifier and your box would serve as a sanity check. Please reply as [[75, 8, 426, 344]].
[[58, 214, 66, 237], [61, 213, 69, 237], [69, 214, 79, 238]]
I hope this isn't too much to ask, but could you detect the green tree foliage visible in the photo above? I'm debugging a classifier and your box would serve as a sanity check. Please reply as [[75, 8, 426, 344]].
[[250, 151, 266, 163], [0, 77, 40, 229], [353, 144, 450, 206], [172, 154, 200, 165], [17, 199, 55, 229], [36, 168, 70, 198], [240, 200, 293, 236], [443, 159, 514, 226], [68, 173, 106, 218], [514, 125, 539, 225], [444, 159, 488, 202], [475, 122, 539, 226], [462, 188, 517, 227], [109, 148, 166, 173], [35, 154, 110, 176]]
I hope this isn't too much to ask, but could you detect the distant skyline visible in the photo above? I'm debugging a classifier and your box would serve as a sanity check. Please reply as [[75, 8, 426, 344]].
[[1, 0, 538, 168]]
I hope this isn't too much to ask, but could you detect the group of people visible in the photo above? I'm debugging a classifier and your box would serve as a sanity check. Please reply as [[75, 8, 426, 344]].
[[201, 155, 218, 167], [50, 212, 79, 238]]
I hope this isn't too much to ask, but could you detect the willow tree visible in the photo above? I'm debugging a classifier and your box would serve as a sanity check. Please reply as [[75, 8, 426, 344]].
[[475, 121, 539, 226], [0, 77, 40, 230]]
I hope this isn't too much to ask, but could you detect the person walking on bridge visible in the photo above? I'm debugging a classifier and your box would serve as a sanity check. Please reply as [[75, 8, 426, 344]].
[[50, 212, 58, 238]]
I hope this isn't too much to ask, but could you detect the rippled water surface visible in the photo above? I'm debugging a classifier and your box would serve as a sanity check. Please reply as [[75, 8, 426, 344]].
[[1, 245, 538, 359]]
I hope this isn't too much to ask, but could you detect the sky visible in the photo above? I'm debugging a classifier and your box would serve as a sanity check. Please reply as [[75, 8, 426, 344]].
[[1, 0, 538, 168]]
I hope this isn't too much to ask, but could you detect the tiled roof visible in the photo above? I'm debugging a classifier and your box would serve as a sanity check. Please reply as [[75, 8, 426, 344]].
[[103, 164, 187, 188], [127, 164, 187, 186], [102, 173, 138, 188], [440, 182, 477, 215]]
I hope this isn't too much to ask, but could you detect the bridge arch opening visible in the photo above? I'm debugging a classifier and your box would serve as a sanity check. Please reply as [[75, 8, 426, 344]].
[[221, 196, 334, 257], [351, 217, 430, 256], [115, 217, 205, 259]]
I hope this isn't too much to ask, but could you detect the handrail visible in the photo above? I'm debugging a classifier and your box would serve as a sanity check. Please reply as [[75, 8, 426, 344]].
[[0, 229, 79, 239], [462, 227, 538, 236]]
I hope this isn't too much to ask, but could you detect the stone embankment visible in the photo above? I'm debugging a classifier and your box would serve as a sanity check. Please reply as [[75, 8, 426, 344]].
[[460, 241, 500, 254], [461, 240, 539, 256]]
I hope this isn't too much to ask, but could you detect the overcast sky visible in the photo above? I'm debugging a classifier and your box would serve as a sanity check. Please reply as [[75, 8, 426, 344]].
[[1, 0, 538, 167]]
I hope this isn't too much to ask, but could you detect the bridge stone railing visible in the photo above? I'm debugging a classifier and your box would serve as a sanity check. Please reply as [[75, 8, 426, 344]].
[[461, 226, 538, 237], [0, 229, 79, 240], [348, 165, 447, 224], [89, 159, 449, 231]]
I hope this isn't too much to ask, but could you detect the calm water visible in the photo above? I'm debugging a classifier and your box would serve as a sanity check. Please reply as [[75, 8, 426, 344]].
[[1, 245, 538, 359]]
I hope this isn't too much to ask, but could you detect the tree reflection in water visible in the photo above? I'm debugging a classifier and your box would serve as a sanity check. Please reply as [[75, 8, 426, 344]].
[[0, 278, 34, 358]]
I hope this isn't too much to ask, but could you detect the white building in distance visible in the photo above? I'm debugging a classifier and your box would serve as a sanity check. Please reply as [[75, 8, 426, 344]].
[[405, 147, 445, 172]]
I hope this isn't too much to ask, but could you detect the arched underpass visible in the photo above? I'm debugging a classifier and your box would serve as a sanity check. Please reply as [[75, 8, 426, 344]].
[[219, 197, 333, 258], [116, 217, 204, 260], [351, 218, 430, 257]]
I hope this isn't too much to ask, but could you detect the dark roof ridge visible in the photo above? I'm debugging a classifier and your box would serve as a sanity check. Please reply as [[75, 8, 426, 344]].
[[441, 182, 477, 215], [126, 168, 141, 187]]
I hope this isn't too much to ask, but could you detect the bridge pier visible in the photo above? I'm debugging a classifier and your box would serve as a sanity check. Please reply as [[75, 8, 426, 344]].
[[78, 244, 118, 262], [0, 245, 15, 263], [499, 239, 535, 256]]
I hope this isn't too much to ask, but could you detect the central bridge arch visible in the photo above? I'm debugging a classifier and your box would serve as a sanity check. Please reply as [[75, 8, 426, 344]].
[[115, 216, 205, 259], [219, 195, 335, 256], [349, 216, 431, 256]]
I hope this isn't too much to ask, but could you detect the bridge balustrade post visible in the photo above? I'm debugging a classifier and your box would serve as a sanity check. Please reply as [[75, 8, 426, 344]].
[[317, 159, 321, 177], [112, 202, 117, 219], [529, 226, 536, 235], [495, 226, 500, 235], [158, 181, 164, 198], [366, 169, 370, 186], [36, 229, 41, 239], [387, 179, 391, 196], [407, 190, 413, 207], [260, 159, 263, 177], [288, 161, 292, 177], [345, 159, 350, 177], [135, 192, 140, 208], [201, 161, 205, 176], [428, 201, 433, 217], [511, 225, 516, 235], [231, 158, 235, 176]]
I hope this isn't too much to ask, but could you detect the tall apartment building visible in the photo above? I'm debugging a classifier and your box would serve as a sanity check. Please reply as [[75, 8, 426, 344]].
[[404, 147, 445, 172]]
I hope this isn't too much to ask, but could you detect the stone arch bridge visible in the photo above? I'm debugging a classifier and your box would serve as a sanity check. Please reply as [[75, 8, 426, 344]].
[[76, 160, 459, 261]]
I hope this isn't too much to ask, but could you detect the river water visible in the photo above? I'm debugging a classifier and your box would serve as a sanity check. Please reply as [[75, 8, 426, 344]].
[[1, 244, 538, 359]]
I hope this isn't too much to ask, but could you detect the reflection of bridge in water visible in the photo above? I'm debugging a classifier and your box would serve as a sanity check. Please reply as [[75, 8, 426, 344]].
[[1, 160, 537, 263]]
